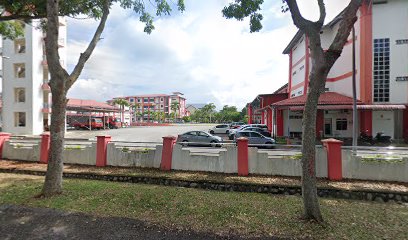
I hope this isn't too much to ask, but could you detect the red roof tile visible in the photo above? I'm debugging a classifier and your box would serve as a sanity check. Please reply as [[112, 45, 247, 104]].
[[67, 99, 118, 110], [272, 92, 361, 107]]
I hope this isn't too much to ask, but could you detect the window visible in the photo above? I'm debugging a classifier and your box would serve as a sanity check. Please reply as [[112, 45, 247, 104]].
[[160, 105, 163, 108], [292, 70, 297, 76], [143, 98, 148, 102], [14, 63, 26, 78], [129, 98, 134, 103], [137, 98, 141, 103], [14, 88, 25, 103], [150, 98, 154, 102], [299, 65, 304, 70], [14, 39, 26, 53], [160, 98, 164, 102], [373, 38, 390, 102], [14, 112, 26, 127], [336, 119, 347, 131]]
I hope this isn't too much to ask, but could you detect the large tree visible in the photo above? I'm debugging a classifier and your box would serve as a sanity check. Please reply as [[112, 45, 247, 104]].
[[223, 0, 362, 221], [0, 0, 185, 197]]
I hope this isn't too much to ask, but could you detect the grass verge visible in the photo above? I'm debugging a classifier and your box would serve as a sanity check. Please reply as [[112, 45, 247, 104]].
[[1, 173, 407, 239]]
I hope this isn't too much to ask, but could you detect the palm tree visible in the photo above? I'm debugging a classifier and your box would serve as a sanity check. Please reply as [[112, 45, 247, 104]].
[[113, 98, 129, 125], [130, 103, 140, 123], [170, 102, 180, 122]]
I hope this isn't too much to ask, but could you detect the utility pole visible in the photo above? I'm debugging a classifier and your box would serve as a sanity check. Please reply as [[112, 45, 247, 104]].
[[352, 26, 358, 153]]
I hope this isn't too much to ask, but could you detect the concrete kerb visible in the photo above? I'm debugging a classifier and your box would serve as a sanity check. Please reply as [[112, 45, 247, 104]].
[[1, 167, 407, 204]]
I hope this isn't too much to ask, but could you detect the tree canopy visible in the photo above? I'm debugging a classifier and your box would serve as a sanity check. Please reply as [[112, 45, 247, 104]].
[[0, 0, 185, 38]]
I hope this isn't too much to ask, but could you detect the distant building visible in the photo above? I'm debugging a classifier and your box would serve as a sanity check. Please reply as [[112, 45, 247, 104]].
[[2, 18, 67, 135], [109, 92, 187, 123], [186, 103, 207, 115]]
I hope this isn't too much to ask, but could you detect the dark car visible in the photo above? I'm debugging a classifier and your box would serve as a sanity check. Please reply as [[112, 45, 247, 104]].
[[234, 131, 275, 148], [177, 131, 223, 146]]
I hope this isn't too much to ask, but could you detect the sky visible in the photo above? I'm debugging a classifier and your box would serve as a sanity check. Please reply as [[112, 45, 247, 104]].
[[66, 0, 350, 110]]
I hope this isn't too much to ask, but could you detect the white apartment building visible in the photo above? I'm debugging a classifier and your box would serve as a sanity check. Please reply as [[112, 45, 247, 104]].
[[268, 0, 408, 140], [2, 18, 67, 135]]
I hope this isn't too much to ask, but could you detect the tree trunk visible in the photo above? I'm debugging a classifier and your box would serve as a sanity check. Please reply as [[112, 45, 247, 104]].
[[301, 53, 329, 222], [42, 77, 67, 197]]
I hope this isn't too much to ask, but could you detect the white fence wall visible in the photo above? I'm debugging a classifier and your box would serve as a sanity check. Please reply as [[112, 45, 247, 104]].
[[63, 143, 97, 165], [107, 143, 161, 168], [171, 145, 238, 173], [2, 137, 407, 183], [2, 140, 40, 162], [343, 150, 408, 182]]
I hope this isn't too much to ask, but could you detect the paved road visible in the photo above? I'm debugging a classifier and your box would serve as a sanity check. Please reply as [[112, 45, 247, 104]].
[[65, 124, 216, 142], [0, 205, 281, 240]]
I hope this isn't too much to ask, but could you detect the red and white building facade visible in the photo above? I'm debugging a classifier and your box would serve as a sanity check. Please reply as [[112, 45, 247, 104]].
[[110, 92, 187, 124], [249, 0, 408, 141]]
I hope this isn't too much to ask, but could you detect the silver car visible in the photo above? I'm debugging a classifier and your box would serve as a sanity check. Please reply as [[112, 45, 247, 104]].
[[177, 131, 223, 146], [234, 131, 275, 148]]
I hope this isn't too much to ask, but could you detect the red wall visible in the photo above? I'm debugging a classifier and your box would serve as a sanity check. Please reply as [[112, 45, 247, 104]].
[[359, 110, 373, 136], [403, 108, 408, 140]]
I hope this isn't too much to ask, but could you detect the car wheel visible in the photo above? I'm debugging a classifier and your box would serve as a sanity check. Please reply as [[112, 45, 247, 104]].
[[226, 130, 229, 134], [210, 140, 217, 148], [181, 140, 189, 147], [265, 142, 274, 149], [209, 130, 214, 134]]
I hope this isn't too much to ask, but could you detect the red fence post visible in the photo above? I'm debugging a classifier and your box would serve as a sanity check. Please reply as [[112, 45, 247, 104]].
[[0, 133, 11, 159], [40, 132, 50, 164], [161, 136, 176, 171], [322, 138, 343, 181], [96, 135, 111, 167], [237, 137, 249, 176]]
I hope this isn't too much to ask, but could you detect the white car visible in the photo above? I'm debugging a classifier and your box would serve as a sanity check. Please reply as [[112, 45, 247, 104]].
[[209, 124, 230, 134]]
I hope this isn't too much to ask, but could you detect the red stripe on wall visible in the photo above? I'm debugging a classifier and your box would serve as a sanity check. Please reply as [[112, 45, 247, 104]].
[[326, 71, 355, 82], [304, 36, 310, 94], [290, 82, 304, 91], [288, 50, 293, 96], [292, 55, 305, 69], [360, 2, 373, 104]]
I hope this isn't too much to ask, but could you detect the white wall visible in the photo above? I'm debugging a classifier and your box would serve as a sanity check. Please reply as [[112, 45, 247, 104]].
[[372, 110, 394, 137], [373, 0, 408, 104], [323, 110, 353, 138]]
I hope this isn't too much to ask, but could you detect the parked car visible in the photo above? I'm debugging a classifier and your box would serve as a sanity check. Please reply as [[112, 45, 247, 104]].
[[177, 131, 223, 146], [228, 125, 249, 139], [209, 124, 230, 134], [229, 122, 245, 129], [234, 131, 275, 148], [229, 127, 270, 140], [248, 124, 268, 129]]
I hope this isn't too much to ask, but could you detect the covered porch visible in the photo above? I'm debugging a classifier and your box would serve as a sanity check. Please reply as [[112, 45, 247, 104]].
[[270, 92, 407, 142]]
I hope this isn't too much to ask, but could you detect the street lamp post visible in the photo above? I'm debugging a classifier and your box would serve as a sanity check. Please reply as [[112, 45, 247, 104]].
[[352, 26, 358, 153]]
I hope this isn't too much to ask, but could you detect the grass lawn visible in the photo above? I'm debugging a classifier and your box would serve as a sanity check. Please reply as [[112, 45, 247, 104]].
[[0, 173, 407, 239]]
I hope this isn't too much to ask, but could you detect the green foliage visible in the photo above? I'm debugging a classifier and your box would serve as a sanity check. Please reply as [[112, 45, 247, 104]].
[[222, 0, 264, 32], [0, 0, 186, 36], [0, 20, 25, 39], [182, 116, 191, 122]]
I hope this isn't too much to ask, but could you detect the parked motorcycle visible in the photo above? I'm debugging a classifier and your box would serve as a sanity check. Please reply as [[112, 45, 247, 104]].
[[358, 131, 392, 145]]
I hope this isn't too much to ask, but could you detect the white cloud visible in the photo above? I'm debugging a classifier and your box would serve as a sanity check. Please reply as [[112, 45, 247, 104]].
[[66, 0, 352, 109]]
